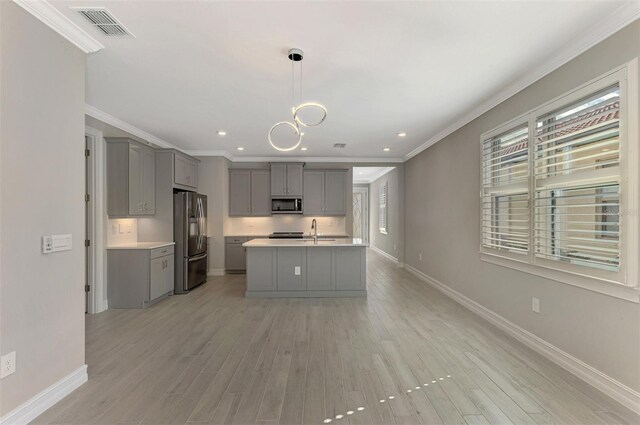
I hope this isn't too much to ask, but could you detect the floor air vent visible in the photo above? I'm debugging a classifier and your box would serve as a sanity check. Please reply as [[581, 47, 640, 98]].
[[333, 143, 347, 149], [75, 8, 134, 37]]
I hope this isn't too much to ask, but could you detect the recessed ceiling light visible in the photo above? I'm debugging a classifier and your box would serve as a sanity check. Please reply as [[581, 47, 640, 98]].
[[397, 132, 407, 137], [383, 147, 391, 151], [217, 130, 227, 136], [301, 147, 308, 151], [236, 147, 244, 151]]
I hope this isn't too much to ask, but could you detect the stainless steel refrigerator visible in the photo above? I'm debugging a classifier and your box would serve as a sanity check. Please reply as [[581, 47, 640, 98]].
[[174, 192, 207, 293]]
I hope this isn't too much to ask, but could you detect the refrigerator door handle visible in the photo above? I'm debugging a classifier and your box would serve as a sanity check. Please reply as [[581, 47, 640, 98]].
[[188, 253, 207, 262]]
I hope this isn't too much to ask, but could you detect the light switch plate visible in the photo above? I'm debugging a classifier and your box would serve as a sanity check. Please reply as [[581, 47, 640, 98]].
[[294, 266, 301, 276], [42, 235, 54, 253], [1, 351, 16, 379], [532, 297, 540, 314]]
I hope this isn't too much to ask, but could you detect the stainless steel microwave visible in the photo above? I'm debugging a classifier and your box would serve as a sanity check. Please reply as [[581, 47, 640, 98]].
[[271, 198, 303, 214]]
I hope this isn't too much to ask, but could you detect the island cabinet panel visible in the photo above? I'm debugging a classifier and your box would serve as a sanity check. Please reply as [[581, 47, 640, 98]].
[[277, 248, 306, 290], [306, 247, 334, 290], [247, 248, 277, 291], [336, 247, 366, 290]]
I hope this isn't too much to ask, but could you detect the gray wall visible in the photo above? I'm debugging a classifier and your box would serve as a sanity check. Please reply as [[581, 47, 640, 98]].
[[404, 21, 640, 391], [0, 2, 86, 415], [369, 168, 401, 260]]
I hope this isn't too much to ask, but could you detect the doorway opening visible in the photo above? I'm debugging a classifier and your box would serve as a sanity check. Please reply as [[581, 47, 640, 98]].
[[353, 167, 395, 245]]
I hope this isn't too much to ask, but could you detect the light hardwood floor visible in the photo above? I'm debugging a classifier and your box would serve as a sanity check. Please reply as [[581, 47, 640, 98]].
[[34, 249, 638, 425]]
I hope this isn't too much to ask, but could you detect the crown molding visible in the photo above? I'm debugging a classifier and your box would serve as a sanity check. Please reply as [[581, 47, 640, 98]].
[[13, 0, 104, 53], [186, 153, 405, 163], [85, 104, 187, 151], [353, 167, 396, 184], [404, 2, 640, 161]]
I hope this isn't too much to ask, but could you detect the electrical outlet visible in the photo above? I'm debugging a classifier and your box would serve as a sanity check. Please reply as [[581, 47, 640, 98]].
[[1, 351, 16, 379], [294, 266, 301, 276], [394, 243, 397, 251], [532, 297, 540, 314], [419, 253, 422, 261]]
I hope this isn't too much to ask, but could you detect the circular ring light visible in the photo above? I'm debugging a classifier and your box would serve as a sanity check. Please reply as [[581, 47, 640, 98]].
[[268, 121, 302, 152], [293, 102, 328, 127]]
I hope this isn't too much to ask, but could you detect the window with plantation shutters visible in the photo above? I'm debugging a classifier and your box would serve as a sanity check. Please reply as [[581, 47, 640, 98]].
[[534, 84, 621, 272], [480, 63, 638, 297], [481, 124, 530, 255], [379, 181, 388, 234]]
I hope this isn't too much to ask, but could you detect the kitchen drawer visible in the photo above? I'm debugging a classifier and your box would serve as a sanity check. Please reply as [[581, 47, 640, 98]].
[[151, 245, 174, 259], [226, 236, 249, 244]]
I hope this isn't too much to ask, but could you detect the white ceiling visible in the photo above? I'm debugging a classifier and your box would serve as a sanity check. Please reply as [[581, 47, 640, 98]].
[[353, 167, 395, 184], [50, 0, 630, 160]]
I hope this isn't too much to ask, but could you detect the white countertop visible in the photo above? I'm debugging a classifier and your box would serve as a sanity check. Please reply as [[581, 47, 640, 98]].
[[107, 242, 175, 250], [243, 238, 367, 248]]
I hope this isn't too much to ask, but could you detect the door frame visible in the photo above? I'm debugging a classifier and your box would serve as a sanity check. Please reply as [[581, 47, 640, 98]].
[[353, 186, 369, 244], [85, 126, 107, 314]]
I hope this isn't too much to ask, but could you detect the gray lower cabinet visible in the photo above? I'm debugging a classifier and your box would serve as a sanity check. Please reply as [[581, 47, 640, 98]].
[[335, 247, 366, 290], [108, 245, 175, 308], [246, 248, 277, 291], [229, 170, 271, 216], [276, 248, 306, 290], [225, 236, 248, 272], [306, 247, 334, 290], [246, 246, 366, 297], [106, 138, 156, 216], [303, 170, 347, 216]]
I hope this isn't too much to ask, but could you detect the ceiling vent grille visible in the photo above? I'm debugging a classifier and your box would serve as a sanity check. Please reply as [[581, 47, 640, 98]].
[[333, 143, 347, 149], [75, 8, 133, 37]]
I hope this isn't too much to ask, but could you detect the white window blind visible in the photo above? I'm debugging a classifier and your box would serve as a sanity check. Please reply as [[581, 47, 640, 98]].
[[379, 181, 388, 234], [481, 124, 530, 255], [534, 84, 621, 272]]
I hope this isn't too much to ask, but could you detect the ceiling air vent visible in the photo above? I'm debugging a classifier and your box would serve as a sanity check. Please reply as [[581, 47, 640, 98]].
[[75, 8, 134, 37], [333, 143, 347, 149]]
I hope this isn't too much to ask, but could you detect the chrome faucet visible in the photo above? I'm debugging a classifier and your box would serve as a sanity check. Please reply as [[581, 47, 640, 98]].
[[311, 219, 318, 243]]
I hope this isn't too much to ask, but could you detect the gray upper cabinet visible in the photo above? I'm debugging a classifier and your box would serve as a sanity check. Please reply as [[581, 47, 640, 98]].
[[250, 170, 271, 216], [324, 171, 347, 215], [107, 138, 156, 216], [229, 170, 251, 216], [229, 169, 271, 217], [303, 170, 347, 216], [174, 153, 198, 189], [270, 163, 287, 196], [303, 171, 325, 215], [286, 164, 303, 196], [271, 163, 303, 197]]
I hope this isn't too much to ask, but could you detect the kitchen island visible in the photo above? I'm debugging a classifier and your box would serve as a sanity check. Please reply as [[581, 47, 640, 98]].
[[243, 238, 368, 298]]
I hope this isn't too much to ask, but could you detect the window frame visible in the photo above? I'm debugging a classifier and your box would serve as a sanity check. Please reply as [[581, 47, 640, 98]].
[[379, 181, 388, 235], [479, 60, 639, 302]]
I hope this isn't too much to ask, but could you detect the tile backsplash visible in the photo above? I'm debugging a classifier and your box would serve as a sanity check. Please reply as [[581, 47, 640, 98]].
[[107, 218, 138, 246], [225, 216, 346, 236]]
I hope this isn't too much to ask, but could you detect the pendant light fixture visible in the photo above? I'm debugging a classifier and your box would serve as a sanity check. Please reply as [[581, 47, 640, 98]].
[[268, 48, 327, 152]]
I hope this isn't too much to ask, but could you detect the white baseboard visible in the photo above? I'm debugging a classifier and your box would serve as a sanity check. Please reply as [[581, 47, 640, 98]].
[[403, 264, 640, 415], [0, 365, 88, 425], [207, 268, 225, 276], [369, 245, 403, 267]]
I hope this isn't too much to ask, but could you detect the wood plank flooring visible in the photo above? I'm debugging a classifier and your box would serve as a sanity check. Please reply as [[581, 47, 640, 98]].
[[34, 249, 638, 425]]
